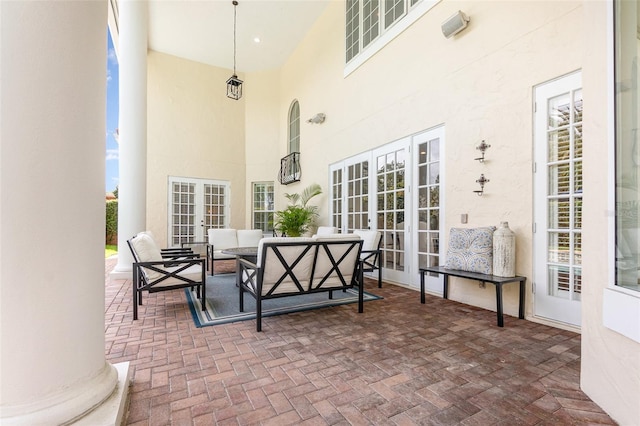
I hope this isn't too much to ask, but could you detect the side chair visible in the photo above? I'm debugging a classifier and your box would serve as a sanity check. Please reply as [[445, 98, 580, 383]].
[[127, 232, 206, 320]]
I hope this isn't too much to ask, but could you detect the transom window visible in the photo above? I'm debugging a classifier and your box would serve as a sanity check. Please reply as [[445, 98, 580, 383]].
[[345, 0, 438, 68]]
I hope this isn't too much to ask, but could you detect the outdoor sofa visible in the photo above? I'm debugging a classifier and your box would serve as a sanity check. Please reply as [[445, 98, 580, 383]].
[[237, 236, 365, 331]]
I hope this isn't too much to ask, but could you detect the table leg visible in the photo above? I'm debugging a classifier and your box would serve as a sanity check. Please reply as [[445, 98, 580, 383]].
[[420, 270, 425, 304], [495, 283, 504, 327], [443, 274, 449, 299], [519, 279, 526, 319]]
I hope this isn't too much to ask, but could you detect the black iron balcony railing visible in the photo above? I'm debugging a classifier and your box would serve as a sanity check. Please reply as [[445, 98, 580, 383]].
[[279, 152, 301, 185]]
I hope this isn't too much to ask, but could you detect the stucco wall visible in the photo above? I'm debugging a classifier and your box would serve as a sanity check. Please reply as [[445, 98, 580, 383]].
[[580, 2, 640, 425], [244, 69, 284, 226], [144, 1, 640, 422], [147, 52, 247, 247], [247, 0, 583, 317]]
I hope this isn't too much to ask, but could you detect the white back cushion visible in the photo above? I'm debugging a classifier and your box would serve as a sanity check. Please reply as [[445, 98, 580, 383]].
[[312, 240, 361, 289], [316, 226, 338, 236], [131, 233, 163, 281], [257, 238, 315, 295], [314, 233, 359, 242], [353, 230, 381, 251], [208, 229, 238, 250], [237, 229, 263, 247], [131, 233, 163, 262]]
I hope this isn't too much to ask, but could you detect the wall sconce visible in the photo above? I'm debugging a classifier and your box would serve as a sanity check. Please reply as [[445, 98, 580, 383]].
[[307, 113, 326, 124], [475, 140, 491, 162], [474, 174, 489, 196], [441, 10, 470, 38]]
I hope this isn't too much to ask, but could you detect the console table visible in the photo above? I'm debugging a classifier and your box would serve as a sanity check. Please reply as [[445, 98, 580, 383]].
[[419, 266, 526, 327]]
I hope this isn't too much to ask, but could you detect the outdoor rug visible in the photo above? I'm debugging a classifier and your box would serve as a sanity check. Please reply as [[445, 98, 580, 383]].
[[185, 273, 383, 328]]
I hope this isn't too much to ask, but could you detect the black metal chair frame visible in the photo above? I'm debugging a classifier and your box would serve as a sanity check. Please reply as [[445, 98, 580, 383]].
[[127, 238, 207, 320], [238, 240, 364, 332], [361, 236, 383, 288]]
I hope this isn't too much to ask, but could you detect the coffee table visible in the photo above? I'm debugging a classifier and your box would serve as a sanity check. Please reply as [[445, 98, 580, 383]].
[[221, 246, 258, 262]]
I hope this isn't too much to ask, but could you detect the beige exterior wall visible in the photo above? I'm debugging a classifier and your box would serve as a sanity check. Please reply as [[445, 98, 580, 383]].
[[146, 52, 247, 247], [244, 69, 283, 227], [581, 2, 640, 425], [248, 0, 583, 317], [144, 1, 640, 422]]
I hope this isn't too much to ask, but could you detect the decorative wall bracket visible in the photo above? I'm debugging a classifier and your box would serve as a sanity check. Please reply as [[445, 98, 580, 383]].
[[474, 174, 489, 196], [474, 140, 491, 162]]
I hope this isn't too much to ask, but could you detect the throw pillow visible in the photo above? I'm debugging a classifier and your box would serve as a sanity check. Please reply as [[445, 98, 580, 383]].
[[444, 227, 496, 274]]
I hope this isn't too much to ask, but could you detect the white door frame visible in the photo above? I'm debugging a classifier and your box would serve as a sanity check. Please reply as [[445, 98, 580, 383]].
[[412, 125, 445, 293], [533, 71, 583, 327], [372, 137, 411, 285]]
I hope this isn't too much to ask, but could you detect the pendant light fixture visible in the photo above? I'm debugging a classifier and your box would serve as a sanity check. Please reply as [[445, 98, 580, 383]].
[[226, 0, 243, 100]]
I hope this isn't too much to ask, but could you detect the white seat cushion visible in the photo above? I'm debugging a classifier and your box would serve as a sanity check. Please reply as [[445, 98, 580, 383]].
[[150, 264, 203, 288]]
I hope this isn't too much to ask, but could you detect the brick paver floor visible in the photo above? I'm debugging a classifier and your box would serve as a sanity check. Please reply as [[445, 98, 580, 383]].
[[104, 258, 617, 425]]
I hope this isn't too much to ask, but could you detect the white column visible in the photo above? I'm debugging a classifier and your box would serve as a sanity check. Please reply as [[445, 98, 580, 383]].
[[113, 0, 148, 278], [0, 2, 127, 424]]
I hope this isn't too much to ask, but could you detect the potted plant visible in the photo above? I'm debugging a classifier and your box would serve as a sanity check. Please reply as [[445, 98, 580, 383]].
[[274, 183, 322, 237]]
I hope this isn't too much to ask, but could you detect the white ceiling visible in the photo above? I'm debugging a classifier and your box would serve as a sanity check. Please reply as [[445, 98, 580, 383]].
[[147, 0, 331, 73]]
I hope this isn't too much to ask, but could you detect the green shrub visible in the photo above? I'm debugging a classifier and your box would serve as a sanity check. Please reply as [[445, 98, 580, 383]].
[[106, 200, 118, 245]]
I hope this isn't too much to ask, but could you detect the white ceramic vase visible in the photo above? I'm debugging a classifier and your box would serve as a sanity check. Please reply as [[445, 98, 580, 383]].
[[493, 221, 516, 277]]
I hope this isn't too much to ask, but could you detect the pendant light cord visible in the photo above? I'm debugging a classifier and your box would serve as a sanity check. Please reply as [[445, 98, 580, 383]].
[[233, 0, 238, 76]]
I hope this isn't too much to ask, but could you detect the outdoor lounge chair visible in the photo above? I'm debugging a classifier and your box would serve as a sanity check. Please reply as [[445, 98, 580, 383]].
[[127, 232, 206, 320]]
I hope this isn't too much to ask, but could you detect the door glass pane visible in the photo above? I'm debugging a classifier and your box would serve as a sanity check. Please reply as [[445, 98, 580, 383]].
[[545, 87, 582, 301], [171, 182, 196, 245], [346, 160, 369, 233], [377, 148, 406, 271]]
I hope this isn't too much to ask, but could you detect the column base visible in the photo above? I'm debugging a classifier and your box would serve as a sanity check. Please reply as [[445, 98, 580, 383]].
[[73, 362, 131, 426], [1, 362, 130, 426], [110, 257, 132, 282]]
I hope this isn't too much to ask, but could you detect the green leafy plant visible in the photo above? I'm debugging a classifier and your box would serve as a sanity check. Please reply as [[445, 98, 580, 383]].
[[274, 183, 322, 237], [106, 199, 118, 245]]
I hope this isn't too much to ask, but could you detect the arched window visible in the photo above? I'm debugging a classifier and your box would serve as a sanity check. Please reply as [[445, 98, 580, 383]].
[[288, 100, 300, 154]]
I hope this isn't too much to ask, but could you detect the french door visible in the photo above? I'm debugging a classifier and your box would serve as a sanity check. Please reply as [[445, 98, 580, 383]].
[[373, 139, 410, 284], [533, 71, 583, 327], [329, 128, 443, 287], [413, 126, 444, 294], [168, 176, 230, 246]]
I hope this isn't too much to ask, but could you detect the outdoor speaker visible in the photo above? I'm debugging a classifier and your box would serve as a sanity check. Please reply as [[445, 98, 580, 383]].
[[441, 10, 470, 39]]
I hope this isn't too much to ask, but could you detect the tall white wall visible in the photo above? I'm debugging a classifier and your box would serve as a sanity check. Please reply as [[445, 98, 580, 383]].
[[244, 70, 283, 226], [146, 52, 247, 246], [0, 1, 118, 423], [247, 0, 583, 316]]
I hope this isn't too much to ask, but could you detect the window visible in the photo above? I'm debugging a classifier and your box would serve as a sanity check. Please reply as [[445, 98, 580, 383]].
[[345, 0, 436, 70], [362, 0, 379, 48], [252, 182, 274, 233], [346, 0, 360, 62], [384, 0, 405, 29], [288, 100, 300, 154], [614, 0, 640, 292]]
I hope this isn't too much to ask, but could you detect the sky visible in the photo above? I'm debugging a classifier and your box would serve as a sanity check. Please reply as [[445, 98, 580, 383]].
[[106, 29, 119, 193]]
